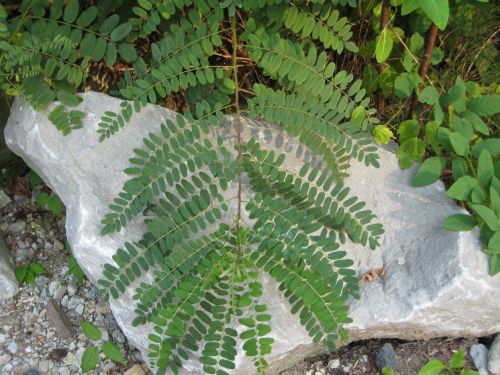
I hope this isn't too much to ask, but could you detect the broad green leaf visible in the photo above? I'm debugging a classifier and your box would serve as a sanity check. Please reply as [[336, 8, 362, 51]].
[[15, 265, 28, 284], [418, 86, 440, 105], [110, 23, 132, 42], [397, 120, 420, 143], [372, 125, 393, 145], [424, 121, 441, 154], [48, 196, 63, 217], [417, 359, 446, 375], [68, 255, 85, 284], [448, 132, 469, 156], [409, 33, 424, 52], [102, 341, 127, 364], [28, 262, 48, 276], [443, 214, 476, 231], [451, 156, 467, 180], [477, 149, 493, 187], [375, 28, 393, 63], [419, 0, 449, 30], [80, 321, 102, 341], [471, 204, 498, 231], [81, 346, 99, 373], [396, 138, 425, 168], [412, 156, 444, 187], [491, 187, 500, 217], [466, 95, 500, 116], [449, 349, 465, 369], [401, 0, 420, 15], [488, 232, 500, 252], [394, 73, 417, 98], [447, 176, 478, 201]]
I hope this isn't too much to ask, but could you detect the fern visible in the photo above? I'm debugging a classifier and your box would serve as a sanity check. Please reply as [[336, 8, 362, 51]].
[[2, 1, 385, 374], [93, 2, 385, 374]]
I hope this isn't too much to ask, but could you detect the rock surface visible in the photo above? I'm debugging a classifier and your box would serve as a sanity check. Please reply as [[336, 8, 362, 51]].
[[470, 344, 489, 375], [0, 233, 18, 300], [46, 299, 75, 339], [5, 92, 500, 374], [489, 334, 500, 375]]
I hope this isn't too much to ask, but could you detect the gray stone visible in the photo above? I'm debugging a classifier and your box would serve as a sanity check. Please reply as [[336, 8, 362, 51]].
[[8, 220, 26, 233], [46, 299, 75, 339], [23, 369, 41, 375], [5, 92, 500, 374], [0, 354, 11, 366], [0, 190, 11, 209], [470, 344, 489, 375], [488, 334, 500, 375], [6, 340, 17, 354], [0, 234, 18, 300], [328, 359, 340, 369], [66, 281, 78, 296], [375, 343, 396, 373]]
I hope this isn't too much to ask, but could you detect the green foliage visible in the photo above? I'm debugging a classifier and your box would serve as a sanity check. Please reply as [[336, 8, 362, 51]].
[[417, 349, 478, 375], [66, 242, 85, 284], [27, 170, 64, 217], [4, 1, 378, 374], [7, 0, 497, 373], [15, 262, 48, 285], [406, 78, 500, 275], [383, 349, 478, 375], [80, 319, 127, 372]]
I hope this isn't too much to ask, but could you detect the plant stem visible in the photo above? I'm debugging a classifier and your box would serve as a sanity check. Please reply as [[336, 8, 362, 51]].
[[231, 14, 242, 237], [409, 24, 439, 117], [376, 0, 390, 115]]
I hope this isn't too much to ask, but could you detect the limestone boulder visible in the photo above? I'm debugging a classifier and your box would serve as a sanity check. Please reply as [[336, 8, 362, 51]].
[[5, 92, 500, 374]]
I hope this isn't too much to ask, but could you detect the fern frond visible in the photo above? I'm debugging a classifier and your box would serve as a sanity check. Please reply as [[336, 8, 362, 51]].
[[250, 233, 349, 350], [249, 84, 379, 176], [242, 30, 379, 128], [238, 280, 274, 373], [131, 0, 222, 38], [132, 224, 233, 325], [148, 249, 234, 374], [100, 114, 236, 233], [242, 139, 383, 249], [97, 22, 226, 140], [247, 194, 359, 300], [268, 3, 358, 53]]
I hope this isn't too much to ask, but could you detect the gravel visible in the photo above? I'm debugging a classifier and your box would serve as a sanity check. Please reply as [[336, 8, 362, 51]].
[[0, 189, 149, 374]]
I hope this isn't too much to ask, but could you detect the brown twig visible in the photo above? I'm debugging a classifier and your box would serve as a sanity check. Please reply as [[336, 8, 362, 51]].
[[409, 24, 439, 117]]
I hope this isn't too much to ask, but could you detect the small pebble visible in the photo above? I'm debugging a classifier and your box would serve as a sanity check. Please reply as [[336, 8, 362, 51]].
[[53, 285, 66, 300], [328, 359, 340, 369], [67, 281, 78, 296], [23, 369, 40, 375], [8, 221, 26, 233], [376, 343, 397, 372], [7, 340, 18, 354]]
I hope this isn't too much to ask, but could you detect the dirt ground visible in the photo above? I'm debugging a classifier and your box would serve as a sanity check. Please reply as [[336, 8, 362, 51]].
[[282, 337, 487, 374]]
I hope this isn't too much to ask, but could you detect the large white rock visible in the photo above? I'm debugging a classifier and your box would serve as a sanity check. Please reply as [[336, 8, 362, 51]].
[[5, 92, 500, 374]]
